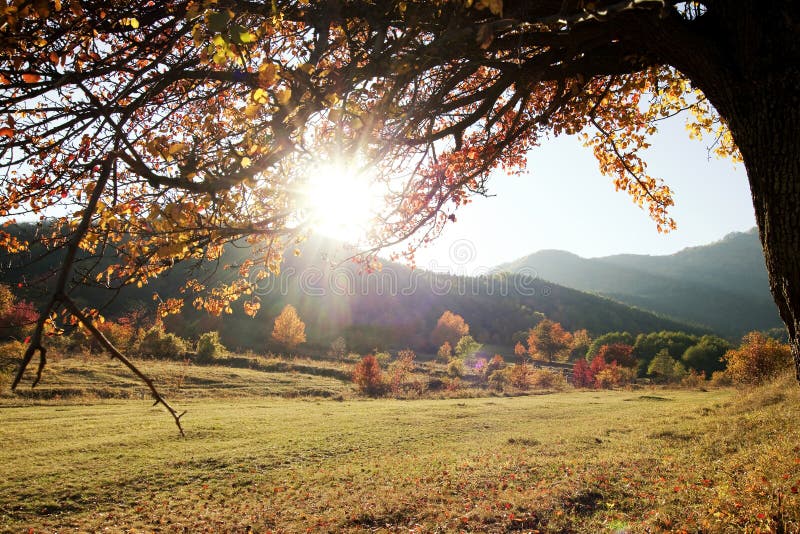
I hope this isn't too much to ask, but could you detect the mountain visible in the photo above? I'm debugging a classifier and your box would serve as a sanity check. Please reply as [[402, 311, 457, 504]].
[[493, 228, 782, 338], [0, 225, 705, 352]]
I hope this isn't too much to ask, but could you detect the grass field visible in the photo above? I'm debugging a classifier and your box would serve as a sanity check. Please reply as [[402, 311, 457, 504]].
[[2, 367, 800, 533]]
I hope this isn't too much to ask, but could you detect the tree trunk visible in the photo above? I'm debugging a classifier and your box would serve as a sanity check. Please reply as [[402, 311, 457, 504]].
[[722, 74, 800, 381], [670, 2, 800, 382]]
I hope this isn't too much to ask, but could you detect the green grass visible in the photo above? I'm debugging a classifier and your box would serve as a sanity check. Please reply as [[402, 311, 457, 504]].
[[2, 354, 353, 401], [2, 374, 800, 532]]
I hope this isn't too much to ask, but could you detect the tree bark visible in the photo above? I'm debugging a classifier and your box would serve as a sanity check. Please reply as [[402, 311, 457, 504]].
[[731, 80, 800, 381], [663, 2, 800, 381]]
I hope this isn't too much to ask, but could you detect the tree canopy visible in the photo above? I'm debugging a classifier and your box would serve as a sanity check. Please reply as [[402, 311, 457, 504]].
[[3, 0, 800, 429]]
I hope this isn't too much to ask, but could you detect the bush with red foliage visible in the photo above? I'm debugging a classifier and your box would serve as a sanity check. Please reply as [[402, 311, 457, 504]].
[[353, 354, 385, 396], [0, 299, 38, 340], [572, 359, 593, 388]]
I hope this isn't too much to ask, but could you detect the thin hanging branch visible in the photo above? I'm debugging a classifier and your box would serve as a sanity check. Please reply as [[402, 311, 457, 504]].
[[61, 296, 186, 436], [11, 156, 185, 436]]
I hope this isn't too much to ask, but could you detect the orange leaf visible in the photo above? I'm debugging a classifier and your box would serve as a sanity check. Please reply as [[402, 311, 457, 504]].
[[0, 127, 14, 138], [22, 73, 41, 83]]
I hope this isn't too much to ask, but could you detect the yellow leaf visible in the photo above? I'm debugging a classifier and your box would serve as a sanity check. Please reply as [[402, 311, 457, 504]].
[[241, 156, 252, 168], [252, 88, 268, 104], [488, 0, 502, 15], [130, 17, 139, 29]]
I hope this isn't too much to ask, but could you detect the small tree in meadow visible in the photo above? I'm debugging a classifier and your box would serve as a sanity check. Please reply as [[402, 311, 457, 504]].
[[436, 341, 453, 363], [196, 331, 226, 362], [484, 354, 504, 378], [388, 349, 416, 396], [431, 310, 469, 348], [594, 362, 636, 389], [647, 349, 686, 383], [271, 304, 306, 351], [447, 357, 464, 378], [509, 363, 533, 390], [588, 354, 608, 381], [455, 335, 481, 359], [328, 336, 347, 360], [514, 341, 527, 357], [353, 354, 384, 396], [572, 359, 593, 388], [527, 319, 573, 363]]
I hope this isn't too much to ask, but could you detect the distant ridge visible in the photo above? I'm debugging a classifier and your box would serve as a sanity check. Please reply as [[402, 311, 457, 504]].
[[493, 228, 782, 337], [0, 225, 705, 352]]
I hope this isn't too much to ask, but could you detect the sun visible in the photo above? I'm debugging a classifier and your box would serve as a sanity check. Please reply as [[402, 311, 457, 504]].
[[300, 161, 383, 243]]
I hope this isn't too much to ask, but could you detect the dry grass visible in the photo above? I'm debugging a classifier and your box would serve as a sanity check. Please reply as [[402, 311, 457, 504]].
[[1, 371, 799, 532]]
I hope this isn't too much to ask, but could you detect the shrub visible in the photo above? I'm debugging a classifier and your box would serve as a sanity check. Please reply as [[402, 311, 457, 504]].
[[447, 357, 464, 378], [436, 341, 453, 363], [271, 304, 306, 350], [681, 369, 706, 389], [352, 354, 384, 396], [374, 351, 391, 367], [488, 369, 510, 391], [444, 377, 462, 392], [530, 368, 569, 390], [572, 358, 593, 388], [0, 299, 38, 341], [484, 354, 504, 377], [196, 331, 226, 362], [509, 363, 533, 390], [97, 320, 135, 351], [724, 331, 792, 385], [388, 349, 415, 396], [455, 335, 481, 359], [328, 336, 347, 360], [647, 349, 685, 383], [709, 370, 733, 387], [137, 326, 187, 359], [594, 362, 637, 389]]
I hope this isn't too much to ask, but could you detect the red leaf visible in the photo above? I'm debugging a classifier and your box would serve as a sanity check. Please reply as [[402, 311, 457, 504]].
[[0, 127, 14, 138]]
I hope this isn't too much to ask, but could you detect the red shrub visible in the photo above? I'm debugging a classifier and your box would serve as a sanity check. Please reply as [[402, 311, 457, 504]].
[[353, 354, 384, 396], [572, 358, 593, 388]]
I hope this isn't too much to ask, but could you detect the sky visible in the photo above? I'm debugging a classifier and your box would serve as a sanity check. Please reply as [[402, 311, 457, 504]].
[[408, 116, 756, 274]]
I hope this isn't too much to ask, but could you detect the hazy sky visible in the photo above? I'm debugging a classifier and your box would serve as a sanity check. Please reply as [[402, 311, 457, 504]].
[[410, 117, 756, 274]]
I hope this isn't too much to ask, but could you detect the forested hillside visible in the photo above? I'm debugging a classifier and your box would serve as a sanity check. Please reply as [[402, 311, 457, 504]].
[[494, 229, 782, 337], [0, 224, 703, 352]]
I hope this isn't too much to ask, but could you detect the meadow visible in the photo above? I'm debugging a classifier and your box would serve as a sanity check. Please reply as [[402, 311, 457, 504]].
[[2, 358, 800, 533]]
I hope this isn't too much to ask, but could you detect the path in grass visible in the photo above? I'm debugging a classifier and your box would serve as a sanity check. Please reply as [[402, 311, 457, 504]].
[[2, 383, 800, 532]]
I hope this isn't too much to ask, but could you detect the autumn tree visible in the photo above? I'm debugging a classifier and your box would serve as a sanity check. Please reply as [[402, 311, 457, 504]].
[[571, 359, 593, 388], [5, 1, 800, 431], [436, 341, 453, 363], [724, 332, 792, 385], [352, 354, 384, 396], [271, 305, 306, 351], [431, 311, 470, 349], [595, 343, 637, 368], [527, 319, 572, 363], [513, 341, 527, 357], [569, 329, 592, 361]]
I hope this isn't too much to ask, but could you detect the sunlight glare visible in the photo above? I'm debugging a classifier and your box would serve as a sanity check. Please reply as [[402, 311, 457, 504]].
[[301, 161, 383, 243]]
